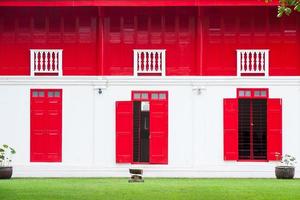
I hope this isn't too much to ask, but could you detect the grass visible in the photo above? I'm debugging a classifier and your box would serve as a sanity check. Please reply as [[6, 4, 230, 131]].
[[0, 178, 299, 200]]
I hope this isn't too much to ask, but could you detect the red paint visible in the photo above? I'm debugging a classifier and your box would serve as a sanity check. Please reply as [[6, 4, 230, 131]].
[[115, 101, 133, 163], [102, 7, 196, 76], [1, 7, 299, 76], [224, 90, 282, 162], [116, 91, 168, 164], [149, 100, 168, 164], [267, 98, 282, 161], [0, 7, 98, 75], [0, 0, 279, 7], [223, 98, 238, 160], [30, 89, 62, 162], [201, 7, 300, 76]]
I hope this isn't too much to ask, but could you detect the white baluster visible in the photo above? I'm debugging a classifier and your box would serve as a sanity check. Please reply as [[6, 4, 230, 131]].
[[241, 52, 245, 73], [256, 52, 260, 72], [138, 52, 142, 73], [45, 52, 49, 72], [152, 52, 156, 72], [161, 50, 166, 76], [251, 52, 255, 72], [148, 51, 154, 71], [265, 50, 269, 76], [261, 52, 265, 72], [143, 52, 147, 72], [40, 51, 44, 72], [35, 52, 39, 72], [158, 52, 161, 72], [246, 52, 250, 72], [49, 51, 53, 72], [54, 52, 58, 72]]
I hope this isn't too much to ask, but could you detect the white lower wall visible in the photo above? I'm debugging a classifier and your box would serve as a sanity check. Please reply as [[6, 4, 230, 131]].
[[0, 76, 299, 178]]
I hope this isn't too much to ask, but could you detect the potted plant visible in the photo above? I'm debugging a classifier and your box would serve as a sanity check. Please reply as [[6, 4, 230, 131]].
[[275, 153, 297, 179], [0, 144, 16, 179]]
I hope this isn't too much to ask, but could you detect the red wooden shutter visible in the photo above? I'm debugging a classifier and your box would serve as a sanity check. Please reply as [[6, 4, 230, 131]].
[[267, 99, 282, 161], [223, 98, 238, 161], [46, 90, 62, 162], [31, 90, 47, 162], [149, 101, 168, 164], [116, 101, 133, 163], [31, 89, 62, 162]]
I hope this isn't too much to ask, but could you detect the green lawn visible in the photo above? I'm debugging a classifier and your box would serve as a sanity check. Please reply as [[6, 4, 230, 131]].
[[0, 178, 299, 200]]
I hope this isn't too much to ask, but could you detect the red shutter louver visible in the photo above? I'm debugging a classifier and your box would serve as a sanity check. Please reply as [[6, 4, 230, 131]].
[[223, 98, 238, 161], [267, 99, 282, 161], [149, 101, 168, 164], [116, 101, 133, 163], [31, 89, 62, 162]]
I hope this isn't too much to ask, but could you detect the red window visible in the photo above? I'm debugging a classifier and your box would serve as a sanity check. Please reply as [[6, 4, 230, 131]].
[[116, 91, 168, 164], [224, 88, 282, 161], [30, 89, 62, 162]]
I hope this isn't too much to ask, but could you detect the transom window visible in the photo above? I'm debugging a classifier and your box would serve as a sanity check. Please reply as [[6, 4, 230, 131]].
[[132, 91, 168, 101], [237, 88, 268, 98]]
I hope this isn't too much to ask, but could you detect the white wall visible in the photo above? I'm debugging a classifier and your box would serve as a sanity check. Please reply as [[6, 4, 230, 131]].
[[0, 76, 299, 177]]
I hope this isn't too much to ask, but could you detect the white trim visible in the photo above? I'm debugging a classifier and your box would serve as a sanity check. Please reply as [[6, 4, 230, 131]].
[[12, 164, 300, 178], [0, 76, 299, 86]]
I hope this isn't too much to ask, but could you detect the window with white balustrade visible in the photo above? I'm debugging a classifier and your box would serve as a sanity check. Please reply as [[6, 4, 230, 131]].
[[237, 49, 269, 77], [133, 49, 166, 76], [30, 49, 63, 76]]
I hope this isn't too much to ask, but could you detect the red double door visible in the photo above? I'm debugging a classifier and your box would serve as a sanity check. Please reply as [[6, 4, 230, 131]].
[[116, 92, 168, 164], [224, 98, 282, 161], [30, 89, 62, 162]]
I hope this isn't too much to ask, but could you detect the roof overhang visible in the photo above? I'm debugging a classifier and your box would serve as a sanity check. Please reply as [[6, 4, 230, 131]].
[[0, 0, 279, 7]]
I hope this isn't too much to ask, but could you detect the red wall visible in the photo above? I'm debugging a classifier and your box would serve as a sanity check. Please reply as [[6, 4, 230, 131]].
[[202, 7, 300, 76], [0, 7, 98, 75], [102, 7, 197, 75], [0, 6, 299, 76]]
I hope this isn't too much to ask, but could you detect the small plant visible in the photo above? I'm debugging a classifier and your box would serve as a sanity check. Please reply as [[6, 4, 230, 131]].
[[0, 144, 16, 167], [275, 152, 297, 167], [281, 154, 297, 166]]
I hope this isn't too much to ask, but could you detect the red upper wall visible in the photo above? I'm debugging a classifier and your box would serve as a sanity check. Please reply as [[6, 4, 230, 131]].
[[0, 0, 279, 7], [0, 7, 98, 75], [102, 7, 197, 75], [202, 7, 300, 76], [0, 6, 299, 76]]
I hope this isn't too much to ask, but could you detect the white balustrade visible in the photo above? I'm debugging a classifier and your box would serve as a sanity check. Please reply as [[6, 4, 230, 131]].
[[237, 49, 269, 77], [134, 49, 166, 76], [30, 49, 63, 76]]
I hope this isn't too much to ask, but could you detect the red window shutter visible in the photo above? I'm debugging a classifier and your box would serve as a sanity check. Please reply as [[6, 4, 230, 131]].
[[267, 99, 282, 161], [149, 101, 168, 164], [116, 101, 133, 163], [46, 91, 62, 162], [30, 89, 62, 162], [223, 98, 238, 161]]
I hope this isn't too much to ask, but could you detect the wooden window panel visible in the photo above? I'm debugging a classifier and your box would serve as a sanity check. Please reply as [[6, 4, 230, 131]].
[[123, 16, 135, 44]]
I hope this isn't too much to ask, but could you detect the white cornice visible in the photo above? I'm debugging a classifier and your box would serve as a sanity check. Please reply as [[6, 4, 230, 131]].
[[0, 76, 299, 86]]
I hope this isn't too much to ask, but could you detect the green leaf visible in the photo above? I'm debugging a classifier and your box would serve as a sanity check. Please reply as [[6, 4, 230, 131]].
[[9, 147, 16, 154], [2, 144, 8, 148], [294, 4, 300, 11], [0, 148, 4, 152], [285, 7, 292, 15]]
